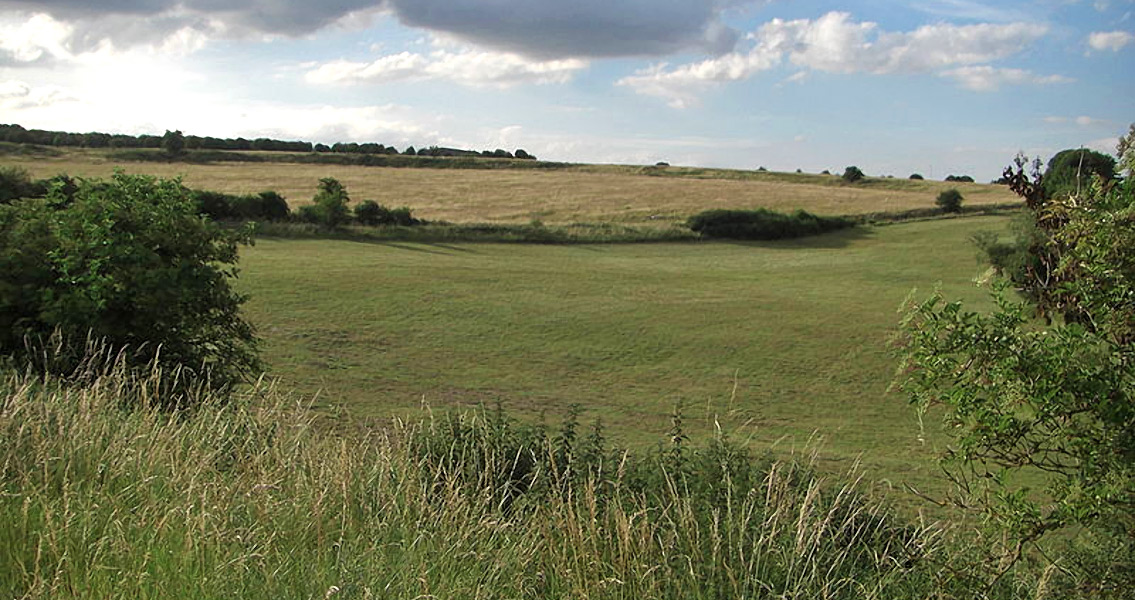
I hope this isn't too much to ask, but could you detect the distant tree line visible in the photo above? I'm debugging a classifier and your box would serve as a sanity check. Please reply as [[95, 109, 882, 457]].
[[0, 123, 536, 161]]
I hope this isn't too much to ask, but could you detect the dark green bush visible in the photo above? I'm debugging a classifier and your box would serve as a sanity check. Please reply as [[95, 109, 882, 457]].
[[192, 189, 290, 222], [0, 166, 44, 203], [687, 208, 854, 240], [0, 172, 260, 399], [909, 173, 924, 180], [935, 188, 964, 213], [842, 166, 865, 183]]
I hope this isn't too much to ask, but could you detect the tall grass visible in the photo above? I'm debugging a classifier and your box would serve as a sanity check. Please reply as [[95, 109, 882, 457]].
[[1, 357, 1045, 599]]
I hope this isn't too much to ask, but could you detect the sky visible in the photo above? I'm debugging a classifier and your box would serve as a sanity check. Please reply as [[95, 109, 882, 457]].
[[1, 0, 1132, 182]]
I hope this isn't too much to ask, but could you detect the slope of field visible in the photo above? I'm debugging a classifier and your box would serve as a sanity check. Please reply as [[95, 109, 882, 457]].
[[6, 147, 1018, 225], [235, 216, 1007, 500]]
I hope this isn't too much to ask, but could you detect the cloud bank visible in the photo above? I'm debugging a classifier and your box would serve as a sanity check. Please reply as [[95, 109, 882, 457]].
[[0, 0, 767, 59], [618, 11, 1054, 106]]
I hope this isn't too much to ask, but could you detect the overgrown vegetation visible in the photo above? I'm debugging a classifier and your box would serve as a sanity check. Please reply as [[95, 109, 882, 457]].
[[0, 172, 260, 398], [687, 207, 855, 240], [895, 129, 1135, 597], [0, 357, 1051, 600]]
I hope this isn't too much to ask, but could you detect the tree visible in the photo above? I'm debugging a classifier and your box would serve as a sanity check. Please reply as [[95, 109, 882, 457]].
[[161, 129, 185, 156], [935, 188, 963, 213], [0, 172, 260, 400], [896, 129, 1135, 595], [1042, 147, 1116, 199], [842, 166, 865, 183], [909, 173, 924, 180], [300, 177, 351, 228]]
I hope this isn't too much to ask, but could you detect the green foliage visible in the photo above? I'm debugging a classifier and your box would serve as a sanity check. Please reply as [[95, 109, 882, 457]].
[[298, 177, 351, 228], [1042, 147, 1117, 199], [909, 173, 924, 180], [0, 165, 43, 203], [191, 189, 290, 222], [842, 165, 865, 183], [935, 188, 964, 213], [161, 129, 185, 156], [2, 362, 962, 599], [0, 172, 260, 398], [943, 174, 974, 183], [896, 145, 1135, 594], [687, 207, 855, 240], [353, 199, 419, 226]]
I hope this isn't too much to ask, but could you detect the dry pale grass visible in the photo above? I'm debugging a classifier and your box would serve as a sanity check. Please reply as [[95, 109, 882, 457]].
[[7, 148, 1019, 225]]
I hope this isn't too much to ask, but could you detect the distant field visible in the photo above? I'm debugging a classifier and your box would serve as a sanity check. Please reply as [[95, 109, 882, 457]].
[[236, 216, 1008, 503], [6, 147, 1018, 225]]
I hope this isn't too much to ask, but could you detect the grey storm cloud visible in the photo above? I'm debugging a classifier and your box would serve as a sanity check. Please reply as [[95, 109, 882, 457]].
[[0, 0, 758, 58], [385, 0, 753, 58], [0, 0, 379, 43]]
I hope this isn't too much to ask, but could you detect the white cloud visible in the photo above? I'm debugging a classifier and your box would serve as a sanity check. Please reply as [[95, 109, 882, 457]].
[[940, 66, 1072, 91], [306, 47, 588, 88], [620, 11, 1052, 106], [0, 13, 75, 65], [1088, 30, 1135, 51], [0, 79, 76, 109]]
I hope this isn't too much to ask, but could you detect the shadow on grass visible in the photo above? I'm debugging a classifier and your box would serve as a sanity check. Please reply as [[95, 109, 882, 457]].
[[715, 225, 876, 250]]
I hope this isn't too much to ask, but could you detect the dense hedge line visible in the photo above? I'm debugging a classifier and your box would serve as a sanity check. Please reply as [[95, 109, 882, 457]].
[[687, 208, 855, 240]]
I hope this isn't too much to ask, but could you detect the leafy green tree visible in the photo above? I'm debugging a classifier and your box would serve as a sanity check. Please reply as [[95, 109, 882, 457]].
[[0, 172, 260, 399], [161, 129, 185, 156], [896, 130, 1135, 595], [842, 166, 865, 183], [935, 188, 963, 213], [300, 177, 351, 228], [1042, 147, 1116, 199]]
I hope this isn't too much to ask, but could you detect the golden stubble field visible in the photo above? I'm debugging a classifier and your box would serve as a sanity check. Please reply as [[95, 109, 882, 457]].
[[9, 149, 1019, 225]]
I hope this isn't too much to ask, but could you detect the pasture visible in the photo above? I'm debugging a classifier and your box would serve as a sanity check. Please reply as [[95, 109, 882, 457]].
[[8, 147, 1017, 225], [236, 216, 1007, 502]]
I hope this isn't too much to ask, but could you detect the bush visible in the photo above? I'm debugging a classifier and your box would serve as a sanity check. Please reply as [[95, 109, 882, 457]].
[[687, 208, 854, 240], [0, 166, 43, 203], [0, 172, 260, 398], [353, 199, 385, 225], [909, 173, 924, 180], [935, 188, 964, 213], [256, 190, 290, 221], [297, 177, 351, 228], [842, 166, 865, 183], [944, 174, 974, 183], [897, 142, 1135, 594]]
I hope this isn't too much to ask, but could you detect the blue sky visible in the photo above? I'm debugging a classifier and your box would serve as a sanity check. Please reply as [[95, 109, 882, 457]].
[[1, 0, 1132, 181]]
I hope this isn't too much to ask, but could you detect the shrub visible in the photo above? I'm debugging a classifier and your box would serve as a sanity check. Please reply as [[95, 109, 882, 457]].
[[0, 172, 259, 398], [935, 188, 964, 213], [897, 142, 1135, 594], [909, 173, 924, 180], [298, 177, 351, 228], [842, 166, 865, 183], [257, 190, 290, 221], [687, 208, 854, 240], [944, 174, 974, 183], [353, 199, 386, 225], [0, 166, 43, 203]]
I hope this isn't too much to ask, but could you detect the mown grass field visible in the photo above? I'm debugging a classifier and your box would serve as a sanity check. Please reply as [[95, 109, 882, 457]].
[[236, 216, 1007, 504], [6, 147, 1017, 225]]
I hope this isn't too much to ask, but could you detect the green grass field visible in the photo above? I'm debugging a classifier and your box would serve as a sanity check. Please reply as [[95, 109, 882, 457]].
[[237, 215, 1007, 504]]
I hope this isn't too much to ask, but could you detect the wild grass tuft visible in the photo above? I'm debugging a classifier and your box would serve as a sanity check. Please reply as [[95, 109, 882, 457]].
[[0, 355, 1033, 599]]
